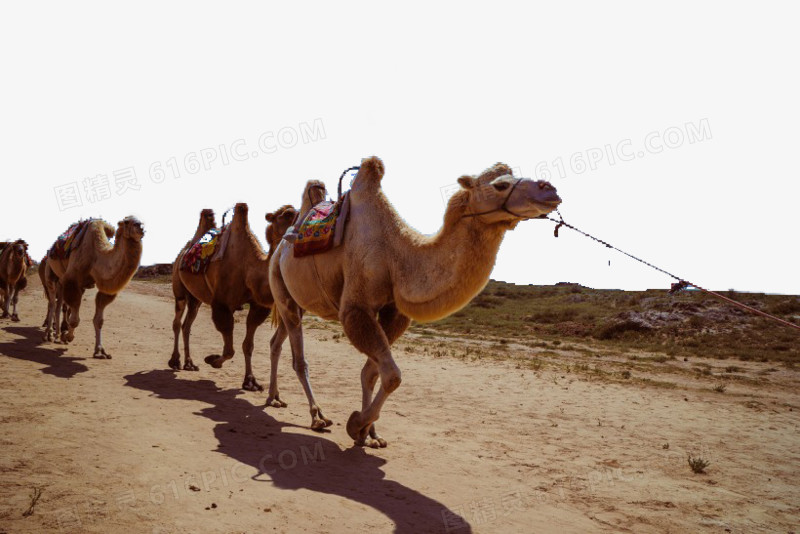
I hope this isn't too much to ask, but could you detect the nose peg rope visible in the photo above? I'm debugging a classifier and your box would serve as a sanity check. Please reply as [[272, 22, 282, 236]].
[[545, 210, 800, 332]]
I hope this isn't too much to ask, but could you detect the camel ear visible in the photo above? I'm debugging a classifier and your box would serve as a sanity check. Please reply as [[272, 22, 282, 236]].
[[457, 175, 476, 189], [266, 212, 276, 222]]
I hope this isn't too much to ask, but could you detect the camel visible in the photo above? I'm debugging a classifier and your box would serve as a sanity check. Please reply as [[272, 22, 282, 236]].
[[0, 240, 29, 321], [38, 256, 64, 330], [267, 157, 561, 447], [45, 216, 144, 358], [172, 199, 314, 391], [265, 205, 298, 256], [169, 208, 218, 371]]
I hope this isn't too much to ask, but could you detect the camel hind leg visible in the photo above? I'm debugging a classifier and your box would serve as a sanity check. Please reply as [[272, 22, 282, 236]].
[[271, 290, 331, 430], [265, 319, 289, 408], [241, 304, 270, 391], [92, 292, 116, 358], [177, 296, 201, 371], [42, 282, 52, 329], [169, 297, 186, 368]]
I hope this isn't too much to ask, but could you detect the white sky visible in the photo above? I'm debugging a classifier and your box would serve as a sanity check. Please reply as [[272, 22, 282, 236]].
[[2, 2, 798, 294]]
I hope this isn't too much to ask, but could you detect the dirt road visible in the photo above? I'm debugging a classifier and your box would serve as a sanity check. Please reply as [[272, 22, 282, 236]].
[[1, 278, 798, 533]]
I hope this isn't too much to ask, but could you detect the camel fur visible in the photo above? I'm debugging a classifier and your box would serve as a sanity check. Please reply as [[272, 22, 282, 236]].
[[267, 157, 561, 446], [172, 201, 312, 391], [45, 217, 144, 358], [0, 240, 29, 321]]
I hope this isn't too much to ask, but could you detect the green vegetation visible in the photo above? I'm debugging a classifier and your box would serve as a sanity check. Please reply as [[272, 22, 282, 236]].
[[409, 280, 800, 363]]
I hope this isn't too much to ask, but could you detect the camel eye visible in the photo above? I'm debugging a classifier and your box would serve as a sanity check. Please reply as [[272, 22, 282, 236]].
[[493, 181, 511, 192]]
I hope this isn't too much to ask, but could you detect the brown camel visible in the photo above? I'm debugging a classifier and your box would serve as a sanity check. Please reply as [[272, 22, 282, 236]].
[[45, 217, 144, 358], [265, 205, 298, 256], [173, 200, 314, 391], [169, 208, 218, 371], [267, 157, 561, 447], [38, 256, 65, 331], [0, 240, 29, 321]]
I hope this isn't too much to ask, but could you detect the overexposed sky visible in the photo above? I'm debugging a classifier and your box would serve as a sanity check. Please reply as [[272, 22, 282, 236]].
[[2, 2, 798, 293]]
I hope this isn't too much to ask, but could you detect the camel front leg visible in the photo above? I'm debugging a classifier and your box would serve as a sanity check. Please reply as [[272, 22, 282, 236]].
[[265, 320, 289, 408], [9, 285, 21, 322], [0, 284, 10, 318], [61, 279, 83, 343], [241, 304, 270, 391], [359, 360, 388, 448], [204, 302, 235, 369], [92, 292, 116, 358], [341, 304, 402, 448]]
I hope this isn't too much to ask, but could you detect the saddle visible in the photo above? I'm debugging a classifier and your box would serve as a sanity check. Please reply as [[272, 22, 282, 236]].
[[285, 166, 357, 258], [179, 227, 228, 274], [48, 220, 92, 260], [290, 192, 351, 258]]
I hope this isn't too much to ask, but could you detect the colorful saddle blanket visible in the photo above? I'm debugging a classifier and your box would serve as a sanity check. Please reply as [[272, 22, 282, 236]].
[[293, 201, 339, 258], [179, 228, 221, 274], [48, 220, 92, 260]]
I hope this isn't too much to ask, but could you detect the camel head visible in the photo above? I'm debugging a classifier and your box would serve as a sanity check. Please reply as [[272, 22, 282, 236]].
[[200, 208, 217, 230], [8, 240, 28, 262], [118, 216, 145, 241], [454, 163, 561, 226], [265, 205, 299, 249]]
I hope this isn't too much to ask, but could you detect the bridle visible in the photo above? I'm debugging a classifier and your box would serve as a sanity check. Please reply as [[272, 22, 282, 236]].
[[462, 177, 532, 220]]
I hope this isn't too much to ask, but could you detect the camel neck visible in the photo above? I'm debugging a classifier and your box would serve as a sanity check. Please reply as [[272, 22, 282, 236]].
[[94, 234, 142, 293], [383, 196, 508, 322]]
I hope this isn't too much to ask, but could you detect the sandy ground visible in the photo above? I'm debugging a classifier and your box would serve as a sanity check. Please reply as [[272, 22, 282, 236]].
[[1, 277, 799, 534]]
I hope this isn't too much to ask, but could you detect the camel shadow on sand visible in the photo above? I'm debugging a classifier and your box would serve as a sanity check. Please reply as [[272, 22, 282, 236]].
[[124, 369, 472, 534], [0, 325, 89, 378]]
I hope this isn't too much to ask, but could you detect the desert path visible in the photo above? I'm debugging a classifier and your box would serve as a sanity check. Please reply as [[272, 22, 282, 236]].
[[1, 277, 798, 533]]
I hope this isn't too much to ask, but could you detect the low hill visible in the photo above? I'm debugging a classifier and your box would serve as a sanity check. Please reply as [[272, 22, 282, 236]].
[[411, 280, 800, 363]]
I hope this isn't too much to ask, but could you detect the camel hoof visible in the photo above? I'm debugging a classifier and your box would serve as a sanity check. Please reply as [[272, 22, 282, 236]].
[[168, 357, 181, 370], [242, 376, 263, 392], [364, 437, 388, 449], [183, 361, 199, 371], [93, 348, 112, 359], [204, 355, 225, 369], [310, 419, 330, 432], [11, 314, 20, 322], [346, 411, 363, 441], [44, 332, 53, 342], [266, 399, 288, 408], [0, 313, 8, 319]]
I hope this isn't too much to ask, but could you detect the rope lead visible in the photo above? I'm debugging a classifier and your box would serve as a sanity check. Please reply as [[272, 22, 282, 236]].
[[545, 211, 800, 332]]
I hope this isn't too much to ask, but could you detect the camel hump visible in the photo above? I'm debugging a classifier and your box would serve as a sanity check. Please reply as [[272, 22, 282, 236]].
[[100, 221, 115, 238], [350, 156, 385, 196], [234, 203, 249, 220]]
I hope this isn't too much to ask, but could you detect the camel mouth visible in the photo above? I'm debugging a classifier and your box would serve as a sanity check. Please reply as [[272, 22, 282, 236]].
[[533, 199, 561, 211]]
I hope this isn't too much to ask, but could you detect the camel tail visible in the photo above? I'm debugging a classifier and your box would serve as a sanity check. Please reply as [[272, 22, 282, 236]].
[[271, 308, 280, 329]]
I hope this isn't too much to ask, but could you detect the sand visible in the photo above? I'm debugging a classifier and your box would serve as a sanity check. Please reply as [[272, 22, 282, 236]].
[[1, 277, 798, 533]]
